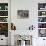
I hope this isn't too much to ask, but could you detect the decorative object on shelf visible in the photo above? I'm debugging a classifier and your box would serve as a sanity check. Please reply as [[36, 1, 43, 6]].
[[38, 11, 46, 16], [42, 12, 45, 15], [40, 8, 44, 10], [0, 6, 1, 10], [19, 35, 28, 40], [0, 23, 8, 37], [0, 11, 8, 16], [29, 25, 35, 30], [0, 3, 8, 37], [0, 23, 8, 30], [5, 6, 8, 10], [38, 17, 42, 22], [39, 29, 46, 37], [43, 39, 45, 40], [11, 23, 16, 30], [0, 3, 8, 10], [45, 6, 46, 9], [17, 10, 29, 19]]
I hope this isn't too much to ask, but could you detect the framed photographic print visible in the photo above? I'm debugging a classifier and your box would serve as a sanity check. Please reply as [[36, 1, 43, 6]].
[[17, 10, 29, 19]]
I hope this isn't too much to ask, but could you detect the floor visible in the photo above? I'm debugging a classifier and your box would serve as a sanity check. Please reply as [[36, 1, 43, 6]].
[[0, 45, 8, 46]]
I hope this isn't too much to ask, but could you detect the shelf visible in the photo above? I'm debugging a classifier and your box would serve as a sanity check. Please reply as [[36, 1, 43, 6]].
[[38, 15, 46, 17], [38, 22, 46, 23], [0, 22, 8, 23], [0, 16, 8, 17], [0, 10, 8, 11], [38, 28, 46, 29], [38, 10, 46, 11]]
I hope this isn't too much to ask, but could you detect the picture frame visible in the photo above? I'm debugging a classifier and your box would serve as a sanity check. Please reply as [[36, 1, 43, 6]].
[[17, 10, 29, 19]]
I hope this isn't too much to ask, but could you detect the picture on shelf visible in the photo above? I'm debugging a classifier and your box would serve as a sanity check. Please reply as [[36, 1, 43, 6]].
[[11, 23, 16, 30], [0, 23, 8, 30], [17, 10, 29, 19], [38, 3, 46, 10], [38, 17, 46, 22], [38, 23, 46, 28], [5, 6, 8, 10], [38, 29, 46, 37], [0, 17, 8, 22], [0, 23, 8, 37], [0, 11, 8, 16], [38, 11, 46, 16], [0, 3, 8, 10]]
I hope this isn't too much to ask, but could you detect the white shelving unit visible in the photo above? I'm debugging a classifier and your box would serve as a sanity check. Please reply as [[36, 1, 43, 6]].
[[0, 2, 9, 45], [38, 3, 46, 37], [0, 3, 8, 36]]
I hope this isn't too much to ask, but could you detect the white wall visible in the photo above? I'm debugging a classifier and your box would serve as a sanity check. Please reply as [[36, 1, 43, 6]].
[[11, 0, 46, 30], [11, 0, 38, 30], [11, 0, 46, 46]]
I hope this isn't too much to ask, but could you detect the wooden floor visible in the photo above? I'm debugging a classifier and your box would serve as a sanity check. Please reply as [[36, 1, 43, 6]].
[[0, 45, 8, 46]]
